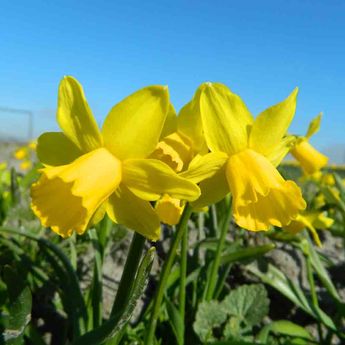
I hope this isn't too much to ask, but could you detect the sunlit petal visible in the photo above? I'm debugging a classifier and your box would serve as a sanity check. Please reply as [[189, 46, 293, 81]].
[[57, 76, 103, 152], [107, 185, 161, 241], [123, 159, 200, 201], [249, 88, 298, 156], [37, 132, 82, 166], [102, 86, 169, 160], [200, 82, 253, 154], [31, 148, 121, 237]]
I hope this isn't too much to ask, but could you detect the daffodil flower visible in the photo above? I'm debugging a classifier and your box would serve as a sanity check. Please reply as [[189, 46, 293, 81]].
[[14, 147, 28, 160], [284, 211, 334, 247], [181, 82, 306, 231], [20, 160, 32, 171], [290, 113, 328, 175], [31, 76, 200, 240]]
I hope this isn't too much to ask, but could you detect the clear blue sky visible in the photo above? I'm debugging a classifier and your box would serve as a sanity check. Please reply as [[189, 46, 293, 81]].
[[0, 0, 344, 156]]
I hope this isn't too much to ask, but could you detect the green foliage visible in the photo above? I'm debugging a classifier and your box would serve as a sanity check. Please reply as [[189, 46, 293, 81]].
[[1, 265, 32, 345], [0, 160, 345, 345], [194, 285, 269, 343], [222, 284, 269, 327]]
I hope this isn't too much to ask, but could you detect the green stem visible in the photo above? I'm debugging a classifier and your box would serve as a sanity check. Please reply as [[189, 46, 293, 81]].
[[110, 232, 146, 318], [144, 204, 193, 345], [179, 220, 188, 344], [205, 197, 232, 301]]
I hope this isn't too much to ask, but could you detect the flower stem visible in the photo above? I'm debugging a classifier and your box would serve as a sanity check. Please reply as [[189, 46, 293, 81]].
[[205, 196, 232, 301], [179, 218, 188, 344], [110, 232, 146, 318], [144, 204, 193, 345]]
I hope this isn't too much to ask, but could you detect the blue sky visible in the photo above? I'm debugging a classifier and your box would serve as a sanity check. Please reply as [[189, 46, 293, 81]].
[[0, 0, 344, 158]]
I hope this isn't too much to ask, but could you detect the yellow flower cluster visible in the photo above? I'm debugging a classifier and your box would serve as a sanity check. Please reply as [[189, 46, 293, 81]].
[[14, 140, 37, 171], [31, 77, 316, 240]]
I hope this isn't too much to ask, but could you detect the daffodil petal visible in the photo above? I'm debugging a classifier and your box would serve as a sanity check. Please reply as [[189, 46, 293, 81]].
[[37, 132, 82, 166], [267, 135, 296, 167], [180, 152, 228, 183], [160, 103, 178, 139], [306, 113, 322, 139], [200, 82, 253, 155], [177, 88, 207, 154], [191, 166, 229, 209], [31, 148, 122, 238], [57, 76, 102, 152], [102, 86, 169, 160], [106, 185, 161, 241], [123, 159, 200, 201], [249, 88, 298, 156]]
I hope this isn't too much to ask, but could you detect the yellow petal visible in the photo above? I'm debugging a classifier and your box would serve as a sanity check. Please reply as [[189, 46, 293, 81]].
[[160, 103, 178, 139], [200, 82, 253, 155], [249, 88, 298, 156], [88, 203, 107, 227], [37, 132, 82, 166], [191, 166, 229, 209], [31, 148, 122, 238], [284, 214, 322, 247], [290, 140, 328, 175], [306, 113, 322, 139], [307, 212, 334, 229], [106, 185, 161, 241], [266, 135, 297, 167], [102, 86, 169, 160], [149, 132, 193, 173], [180, 152, 228, 183], [226, 149, 306, 231], [57, 76, 103, 152], [123, 159, 200, 201], [177, 89, 207, 154], [155, 195, 184, 225]]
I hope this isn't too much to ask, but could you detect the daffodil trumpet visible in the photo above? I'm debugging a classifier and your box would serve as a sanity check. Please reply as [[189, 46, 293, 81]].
[[290, 113, 328, 175], [31, 76, 200, 241]]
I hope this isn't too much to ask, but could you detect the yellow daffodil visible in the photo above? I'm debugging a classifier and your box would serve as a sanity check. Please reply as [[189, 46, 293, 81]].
[[181, 82, 306, 231], [20, 160, 32, 171], [284, 211, 334, 247], [28, 140, 37, 150], [14, 147, 28, 160], [31, 76, 200, 240], [290, 113, 328, 175]]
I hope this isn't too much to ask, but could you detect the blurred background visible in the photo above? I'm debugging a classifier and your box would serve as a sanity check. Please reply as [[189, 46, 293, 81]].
[[0, 0, 344, 163]]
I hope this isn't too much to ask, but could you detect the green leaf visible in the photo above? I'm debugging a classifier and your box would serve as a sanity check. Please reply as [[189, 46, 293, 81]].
[[193, 301, 227, 342], [334, 173, 345, 199], [2, 266, 32, 345], [300, 238, 340, 302], [165, 298, 184, 345], [221, 244, 275, 265], [222, 284, 269, 327], [247, 261, 337, 331], [72, 247, 155, 345], [0, 227, 88, 338], [257, 320, 312, 343]]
